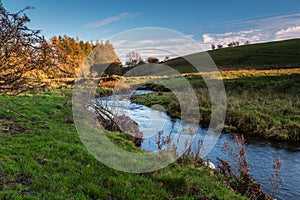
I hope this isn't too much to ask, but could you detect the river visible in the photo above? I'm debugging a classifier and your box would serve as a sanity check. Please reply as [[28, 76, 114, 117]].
[[98, 90, 300, 200]]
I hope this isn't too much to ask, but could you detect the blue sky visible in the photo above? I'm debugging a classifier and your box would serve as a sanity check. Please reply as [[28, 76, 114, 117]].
[[2, 0, 300, 58]]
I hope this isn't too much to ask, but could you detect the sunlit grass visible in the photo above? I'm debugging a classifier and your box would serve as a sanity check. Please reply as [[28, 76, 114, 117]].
[[0, 89, 247, 199], [131, 69, 300, 141]]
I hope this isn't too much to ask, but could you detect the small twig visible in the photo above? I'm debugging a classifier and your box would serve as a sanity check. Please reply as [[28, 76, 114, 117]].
[[0, 102, 49, 128]]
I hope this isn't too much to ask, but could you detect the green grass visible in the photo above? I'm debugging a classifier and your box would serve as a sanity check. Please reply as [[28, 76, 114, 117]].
[[131, 70, 300, 141], [164, 38, 300, 73], [0, 89, 247, 199]]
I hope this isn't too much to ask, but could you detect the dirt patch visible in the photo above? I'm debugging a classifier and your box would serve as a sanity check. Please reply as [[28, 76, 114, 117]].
[[0, 115, 26, 136], [115, 115, 143, 147], [5, 175, 31, 186], [97, 114, 143, 147], [0, 173, 32, 195]]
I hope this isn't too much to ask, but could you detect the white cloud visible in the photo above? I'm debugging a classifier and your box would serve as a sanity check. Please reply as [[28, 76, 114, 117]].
[[86, 12, 138, 28], [202, 34, 214, 43], [205, 13, 300, 46], [221, 13, 300, 30], [110, 35, 208, 63], [275, 26, 300, 40], [202, 29, 271, 46]]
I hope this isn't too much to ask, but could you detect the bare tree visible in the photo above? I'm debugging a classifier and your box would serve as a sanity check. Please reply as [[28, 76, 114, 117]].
[[0, 3, 52, 94], [125, 52, 144, 67], [211, 44, 216, 50], [147, 56, 159, 63], [228, 41, 240, 47], [164, 56, 170, 62], [228, 42, 234, 47]]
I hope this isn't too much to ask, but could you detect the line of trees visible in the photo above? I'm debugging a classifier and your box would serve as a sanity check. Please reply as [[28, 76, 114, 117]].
[[0, 1, 128, 93], [125, 52, 161, 67], [49, 35, 93, 78], [0, 2, 165, 94], [211, 41, 251, 50], [50, 36, 122, 78]]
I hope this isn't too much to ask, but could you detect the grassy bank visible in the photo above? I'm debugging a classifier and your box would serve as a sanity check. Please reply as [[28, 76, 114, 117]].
[[0, 89, 247, 199], [131, 69, 300, 141]]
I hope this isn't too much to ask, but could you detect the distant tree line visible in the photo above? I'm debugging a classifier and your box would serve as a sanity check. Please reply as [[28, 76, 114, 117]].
[[211, 40, 250, 50], [125, 52, 161, 67]]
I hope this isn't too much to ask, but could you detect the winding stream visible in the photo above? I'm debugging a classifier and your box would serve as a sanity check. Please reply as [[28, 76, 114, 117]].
[[98, 90, 300, 200]]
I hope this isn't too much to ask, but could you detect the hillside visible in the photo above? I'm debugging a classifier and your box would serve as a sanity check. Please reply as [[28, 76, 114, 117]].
[[165, 38, 300, 73]]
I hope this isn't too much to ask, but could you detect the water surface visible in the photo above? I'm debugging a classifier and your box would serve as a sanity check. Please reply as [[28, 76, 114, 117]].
[[98, 90, 300, 200]]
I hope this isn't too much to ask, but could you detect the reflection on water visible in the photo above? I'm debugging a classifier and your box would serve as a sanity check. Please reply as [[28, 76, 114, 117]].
[[98, 90, 300, 200]]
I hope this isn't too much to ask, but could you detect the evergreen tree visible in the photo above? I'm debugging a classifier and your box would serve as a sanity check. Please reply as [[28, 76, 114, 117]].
[[49, 35, 94, 78], [89, 40, 122, 76]]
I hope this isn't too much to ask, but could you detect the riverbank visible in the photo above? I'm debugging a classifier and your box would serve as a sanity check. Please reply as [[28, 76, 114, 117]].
[[131, 68, 300, 141], [0, 89, 247, 199]]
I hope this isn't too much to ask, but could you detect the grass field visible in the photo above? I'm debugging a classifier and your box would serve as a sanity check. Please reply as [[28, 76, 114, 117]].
[[1, 38, 299, 199], [131, 68, 300, 141], [164, 38, 300, 73], [0, 89, 247, 199], [129, 39, 300, 141]]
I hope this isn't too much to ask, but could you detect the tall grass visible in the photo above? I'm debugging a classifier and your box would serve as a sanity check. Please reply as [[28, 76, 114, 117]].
[[217, 135, 273, 200]]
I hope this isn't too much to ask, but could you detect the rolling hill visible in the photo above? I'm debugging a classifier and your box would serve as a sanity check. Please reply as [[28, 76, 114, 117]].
[[164, 38, 300, 73]]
